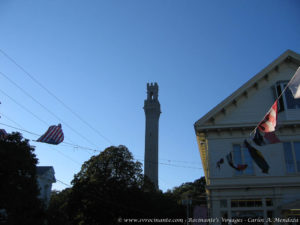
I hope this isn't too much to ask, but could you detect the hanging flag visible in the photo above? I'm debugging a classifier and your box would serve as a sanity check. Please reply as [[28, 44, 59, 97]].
[[252, 129, 280, 146], [237, 164, 248, 171], [264, 131, 280, 144], [37, 124, 64, 145], [216, 158, 224, 169], [288, 67, 300, 99], [258, 100, 278, 133], [244, 140, 269, 174], [226, 152, 248, 171], [0, 129, 7, 140]]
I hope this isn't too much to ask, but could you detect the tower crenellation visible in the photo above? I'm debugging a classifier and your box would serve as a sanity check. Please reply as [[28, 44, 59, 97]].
[[147, 82, 159, 100]]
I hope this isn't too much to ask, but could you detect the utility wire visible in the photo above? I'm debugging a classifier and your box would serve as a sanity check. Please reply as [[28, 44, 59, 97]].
[[0, 70, 99, 148], [0, 122, 95, 153], [0, 87, 97, 154], [56, 179, 71, 187], [0, 48, 113, 145], [125, 154, 201, 166], [0, 89, 49, 126], [50, 148, 82, 166], [0, 112, 25, 129], [0, 50, 202, 168], [0, 121, 203, 170]]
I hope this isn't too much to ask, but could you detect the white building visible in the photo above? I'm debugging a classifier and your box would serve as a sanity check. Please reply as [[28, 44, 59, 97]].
[[36, 166, 56, 206], [194, 50, 300, 225]]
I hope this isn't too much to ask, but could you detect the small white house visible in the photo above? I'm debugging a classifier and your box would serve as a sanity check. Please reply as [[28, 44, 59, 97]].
[[36, 166, 56, 206], [194, 50, 300, 224]]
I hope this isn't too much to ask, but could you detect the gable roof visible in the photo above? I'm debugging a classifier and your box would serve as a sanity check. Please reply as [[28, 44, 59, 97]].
[[194, 49, 300, 132]]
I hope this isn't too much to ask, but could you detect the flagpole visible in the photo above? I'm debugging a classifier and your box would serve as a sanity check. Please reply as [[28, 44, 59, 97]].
[[249, 66, 300, 136]]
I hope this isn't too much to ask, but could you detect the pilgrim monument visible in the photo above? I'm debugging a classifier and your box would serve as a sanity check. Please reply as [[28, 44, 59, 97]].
[[144, 82, 161, 189]]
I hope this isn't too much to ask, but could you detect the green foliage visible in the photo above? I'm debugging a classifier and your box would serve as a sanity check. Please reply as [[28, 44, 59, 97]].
[[47, 189, 71, 225], [167, 177, 206, 206], [0, 132, 45, 225], [48, 145, 185, 225]]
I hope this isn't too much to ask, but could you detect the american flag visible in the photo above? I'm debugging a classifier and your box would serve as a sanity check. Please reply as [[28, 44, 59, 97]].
[[37, 124, 64, 145]]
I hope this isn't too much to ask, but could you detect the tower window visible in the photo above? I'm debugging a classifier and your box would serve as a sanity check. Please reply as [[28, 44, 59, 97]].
[[150, 92, 154, 100]]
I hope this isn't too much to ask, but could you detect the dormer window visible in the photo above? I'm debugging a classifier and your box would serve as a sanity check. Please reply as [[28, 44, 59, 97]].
[[275, 81, 300, 112]]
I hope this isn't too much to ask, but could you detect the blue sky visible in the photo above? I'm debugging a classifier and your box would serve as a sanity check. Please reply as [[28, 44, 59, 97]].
[[0, 0, 299, 191]]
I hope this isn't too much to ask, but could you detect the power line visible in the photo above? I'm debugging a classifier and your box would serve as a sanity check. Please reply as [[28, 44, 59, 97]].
[[56, 179, 71, 187], [0, 70, 99, 148], [0, 122, 95, 153], [50, 148, 82, 166], [0, 89, 49, 126], [135, 154, 201, 165], [0, 86, 99, 152], [0, 112, 25, 129], [136, 158, 203, 170], [0, 121, 203, 170], [0, 48, 113, 145]]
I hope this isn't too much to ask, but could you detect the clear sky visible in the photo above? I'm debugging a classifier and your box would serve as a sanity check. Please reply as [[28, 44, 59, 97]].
[[0, 0, 299, 191]]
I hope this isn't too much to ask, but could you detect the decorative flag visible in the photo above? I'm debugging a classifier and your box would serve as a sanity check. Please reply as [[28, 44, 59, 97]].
[[216, 158, 224, 169], [37, 124, 64, 145], [226, 152, 248, 171], [237, 164, 248, 171], [0, 129, 7, 140], [253, 129, 280, 146], [258, 100, 278, 133], [288, 67, 300, 99], [244, 140, 269, 174]]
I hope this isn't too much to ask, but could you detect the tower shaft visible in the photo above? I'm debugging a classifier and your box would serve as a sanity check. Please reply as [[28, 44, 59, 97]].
[[144, 83, 160, 189]]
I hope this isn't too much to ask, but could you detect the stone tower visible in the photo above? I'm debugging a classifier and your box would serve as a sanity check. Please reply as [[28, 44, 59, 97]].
[[144, 82, 161, 189]]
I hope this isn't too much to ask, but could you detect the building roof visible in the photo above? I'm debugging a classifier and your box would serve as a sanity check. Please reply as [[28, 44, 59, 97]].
[[194, 49, 300, 133]]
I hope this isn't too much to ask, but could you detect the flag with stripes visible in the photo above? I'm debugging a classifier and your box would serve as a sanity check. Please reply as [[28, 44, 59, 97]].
[[258, 100, 278, 133], [37, 124, 64, 145]]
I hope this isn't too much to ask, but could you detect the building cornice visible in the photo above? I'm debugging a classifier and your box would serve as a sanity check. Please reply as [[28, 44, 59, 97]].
[[196, 121, 300, 134], [206, 182, 300, 190]]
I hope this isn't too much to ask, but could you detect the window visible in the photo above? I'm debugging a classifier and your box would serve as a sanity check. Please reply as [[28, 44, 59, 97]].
[[231, 199, 262, 208], [283, 142, 300, 173], [266, 198, 273, 207], [233, 144, 254, 175], [275, 81, 300, 111]]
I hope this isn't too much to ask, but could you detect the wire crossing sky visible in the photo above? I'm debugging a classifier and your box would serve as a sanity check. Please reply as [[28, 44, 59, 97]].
[[0, 0, 300, 191]]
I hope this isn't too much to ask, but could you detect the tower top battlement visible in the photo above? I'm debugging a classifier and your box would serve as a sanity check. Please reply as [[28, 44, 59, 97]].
[[146, 82, 159, 100]]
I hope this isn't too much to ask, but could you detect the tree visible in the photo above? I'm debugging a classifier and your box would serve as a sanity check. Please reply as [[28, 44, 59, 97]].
[[48, 145, 185, 225], [167, 176, 207, 206], [68, 145, 145, 225], [0, 132, 45, 225], [47, 189, 72, 225]]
